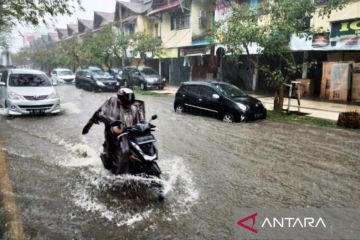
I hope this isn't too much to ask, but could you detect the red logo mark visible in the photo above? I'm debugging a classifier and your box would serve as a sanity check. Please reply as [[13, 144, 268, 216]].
[[237, 213, 258, 233]]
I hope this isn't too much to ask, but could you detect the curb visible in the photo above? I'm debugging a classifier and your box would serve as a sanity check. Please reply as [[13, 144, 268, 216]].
[[0, 144, 25, 240]]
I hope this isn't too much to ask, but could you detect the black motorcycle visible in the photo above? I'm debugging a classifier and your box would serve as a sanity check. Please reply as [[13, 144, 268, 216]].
[[101, 115, 164, 199]]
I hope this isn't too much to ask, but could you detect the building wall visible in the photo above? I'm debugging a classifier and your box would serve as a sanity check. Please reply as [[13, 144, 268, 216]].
[[136, 15, 152, 34], [313, 0, 360, 31], [160, 12, 192, 48], [191, 0, 215, 38]]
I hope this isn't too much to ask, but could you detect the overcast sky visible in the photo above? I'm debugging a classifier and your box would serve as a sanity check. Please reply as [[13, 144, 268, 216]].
[[11, 0, 122, 51]]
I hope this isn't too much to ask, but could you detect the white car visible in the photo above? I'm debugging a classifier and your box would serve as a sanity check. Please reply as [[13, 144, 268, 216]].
[[51, 68, 75, 84], [0, 68, 61, 115]]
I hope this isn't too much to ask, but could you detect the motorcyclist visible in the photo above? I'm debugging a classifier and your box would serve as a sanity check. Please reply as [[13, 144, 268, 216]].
[[82, 88, 145, 174]]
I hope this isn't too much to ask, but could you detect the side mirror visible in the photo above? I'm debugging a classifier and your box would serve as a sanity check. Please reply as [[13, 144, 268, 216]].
[[212, 94, 220, 99], [0, 82, 5, 86], [151, 114, 158, 120]]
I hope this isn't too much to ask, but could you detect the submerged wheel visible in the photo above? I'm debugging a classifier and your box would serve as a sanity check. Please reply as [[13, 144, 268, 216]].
[[175, 104, 184, 113], [222, 112, 234, 123]]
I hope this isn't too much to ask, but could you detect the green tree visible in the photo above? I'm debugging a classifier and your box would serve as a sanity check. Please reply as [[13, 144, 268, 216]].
[[0, 0, 81, 47], [215, 0, 347, 112], [130, 32, 163, 67], [55, 38, 82, 71], [0, 0, 81, 26], [113, 31, 131, 68]]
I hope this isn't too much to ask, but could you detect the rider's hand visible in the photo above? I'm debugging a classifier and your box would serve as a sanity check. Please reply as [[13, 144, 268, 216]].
[[112, 126, 122, 135]]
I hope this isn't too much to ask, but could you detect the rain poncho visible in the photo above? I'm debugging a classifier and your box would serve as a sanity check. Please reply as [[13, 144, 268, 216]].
[[83, 96, 145, 174]]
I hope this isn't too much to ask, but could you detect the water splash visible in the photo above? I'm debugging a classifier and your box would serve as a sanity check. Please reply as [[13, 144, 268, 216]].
[[57, 138, 199, 227]]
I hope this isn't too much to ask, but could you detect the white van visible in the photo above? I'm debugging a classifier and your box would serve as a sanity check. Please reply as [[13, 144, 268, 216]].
[[0, 68, 61, 115]]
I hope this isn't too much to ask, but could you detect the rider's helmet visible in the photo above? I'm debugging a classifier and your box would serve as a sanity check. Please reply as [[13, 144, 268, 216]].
[[117, 88, 135, 106]]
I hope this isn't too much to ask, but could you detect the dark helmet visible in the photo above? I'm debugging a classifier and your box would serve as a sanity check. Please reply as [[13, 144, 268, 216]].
[[117, 88, 135, 106]]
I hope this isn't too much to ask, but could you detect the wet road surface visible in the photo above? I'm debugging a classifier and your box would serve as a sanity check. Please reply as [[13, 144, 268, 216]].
[[0, 84, 359, 239]]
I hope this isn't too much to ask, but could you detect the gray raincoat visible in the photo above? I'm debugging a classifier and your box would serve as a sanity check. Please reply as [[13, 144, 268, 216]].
[[82, 96, 145, 174]]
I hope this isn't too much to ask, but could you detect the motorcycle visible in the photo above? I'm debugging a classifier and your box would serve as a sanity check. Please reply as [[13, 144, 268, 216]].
[[101, 114, 164, 200]]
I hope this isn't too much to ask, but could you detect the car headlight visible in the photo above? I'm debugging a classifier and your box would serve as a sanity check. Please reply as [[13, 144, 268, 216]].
[[8, 91, 24, 100], [162, 78, 166, 82], [96, 81, 105, 87], [48, 91, 59, 99], [237, 102, 248, 112], [116, 82, 120, 86]]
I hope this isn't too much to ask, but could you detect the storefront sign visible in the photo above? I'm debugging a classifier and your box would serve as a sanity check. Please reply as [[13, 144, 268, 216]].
[[291, 19, 360, 51], [329, 18, 360, 49]]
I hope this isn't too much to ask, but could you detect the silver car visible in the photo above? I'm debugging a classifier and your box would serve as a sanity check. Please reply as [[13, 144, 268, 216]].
[[51, 68, 75, 84], [0, 68, 61, 115]]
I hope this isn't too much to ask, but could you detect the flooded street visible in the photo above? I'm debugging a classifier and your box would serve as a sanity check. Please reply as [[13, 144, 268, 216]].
[[0, 84, 360, 239]]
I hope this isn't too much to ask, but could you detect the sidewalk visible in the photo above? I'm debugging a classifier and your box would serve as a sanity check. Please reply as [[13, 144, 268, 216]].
[[253, 94, 360, 121], [150, 86, 360, 121]]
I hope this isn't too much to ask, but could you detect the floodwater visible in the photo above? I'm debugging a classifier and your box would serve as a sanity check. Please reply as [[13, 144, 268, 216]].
[[0, 84, 359, 239]]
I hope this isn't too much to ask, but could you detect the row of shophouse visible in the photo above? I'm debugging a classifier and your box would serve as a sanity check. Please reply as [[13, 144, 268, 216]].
[[28, 0, 360, 102]]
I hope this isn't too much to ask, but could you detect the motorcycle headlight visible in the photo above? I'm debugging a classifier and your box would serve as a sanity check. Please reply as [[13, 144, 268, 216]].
[[8, 91, 24, 100], [237, 102, 248, 112], [48, 91, 59, 99], [96, 80, 105, 87]]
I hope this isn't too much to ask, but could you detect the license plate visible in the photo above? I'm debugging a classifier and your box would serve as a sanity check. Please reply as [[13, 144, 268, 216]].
[[31, 109, 45, 114]]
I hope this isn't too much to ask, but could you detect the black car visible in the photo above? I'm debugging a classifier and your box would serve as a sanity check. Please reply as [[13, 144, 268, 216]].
[[173, 81, 267, 122], [75, 69, 120, 92], [123, 66, 165, 90]]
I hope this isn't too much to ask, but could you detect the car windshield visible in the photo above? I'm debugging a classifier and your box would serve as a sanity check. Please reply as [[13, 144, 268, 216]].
[[58, 70, 73, 76], [140, 68, 158, 75], [91, 70, 112, 78], [9, 73, 52, 87], [214, 83, 247, 98]]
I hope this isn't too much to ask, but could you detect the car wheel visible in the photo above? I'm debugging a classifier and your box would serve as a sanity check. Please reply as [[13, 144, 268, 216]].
[[222, 112, 234, 123], [140, 82, 146, 91], [175, 104, 185, 113]]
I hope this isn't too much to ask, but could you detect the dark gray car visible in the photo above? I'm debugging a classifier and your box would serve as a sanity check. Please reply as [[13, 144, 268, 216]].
[[75, 69, 120, 92], [124, 66, 165, 90]]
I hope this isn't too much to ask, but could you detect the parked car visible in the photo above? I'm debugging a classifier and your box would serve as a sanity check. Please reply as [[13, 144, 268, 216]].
[[0, 68, 61, 115], [123, 66, 165, 90], [51, 68, 75, 84], [173, 81, 267, 122], [75, 68, 119, 92], [109, 68, 127, 87]]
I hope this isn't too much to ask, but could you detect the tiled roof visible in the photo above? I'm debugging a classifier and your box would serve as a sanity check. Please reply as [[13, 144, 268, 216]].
[[117, 0, 152, 14], [78, 19, 93, 30], [56, 28, 68, 39], [95, 11, 115, 22], [48, 32, 60, 42], [67, 24, 79, 34], [147, 0, 181, 15]]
